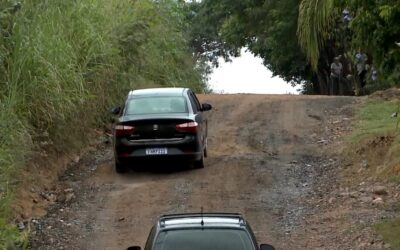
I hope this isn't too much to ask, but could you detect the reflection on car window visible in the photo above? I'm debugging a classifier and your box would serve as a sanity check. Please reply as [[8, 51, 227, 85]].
[[126, 96, 188, 115], [153, 229, 255, 250]]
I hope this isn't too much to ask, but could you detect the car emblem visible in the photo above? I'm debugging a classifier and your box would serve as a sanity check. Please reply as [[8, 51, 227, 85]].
[[153, 124, 159, 131]]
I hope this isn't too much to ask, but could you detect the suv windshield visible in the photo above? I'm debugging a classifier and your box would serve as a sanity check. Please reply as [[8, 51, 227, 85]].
[[153, 228, 255, 250], [126, 96, 188, 115]]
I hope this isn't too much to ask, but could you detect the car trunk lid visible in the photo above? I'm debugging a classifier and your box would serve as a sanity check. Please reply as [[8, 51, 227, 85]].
[[117, 114, 195, 140]]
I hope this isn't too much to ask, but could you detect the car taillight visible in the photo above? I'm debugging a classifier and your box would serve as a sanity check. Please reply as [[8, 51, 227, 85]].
[[176, 122, 198, 133], [115, 125, 135, 136]]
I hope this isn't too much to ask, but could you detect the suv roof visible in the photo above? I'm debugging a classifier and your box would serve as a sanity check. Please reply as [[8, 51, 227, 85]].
[[158, 213, 247, 229], [128, 88, 187, 97]]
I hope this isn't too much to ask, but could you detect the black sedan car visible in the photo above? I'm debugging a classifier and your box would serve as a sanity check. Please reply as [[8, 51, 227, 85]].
[[111, 88, 212, 173]]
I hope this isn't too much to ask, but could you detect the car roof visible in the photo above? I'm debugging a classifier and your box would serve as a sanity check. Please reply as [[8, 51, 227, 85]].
[[128, 88, 187, 98], [158, 213, 247, 230]]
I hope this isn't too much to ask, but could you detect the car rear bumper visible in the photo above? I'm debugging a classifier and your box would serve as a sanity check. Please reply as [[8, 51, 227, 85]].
[[116, 152, 202, 165], [114, 135, 203, 164]]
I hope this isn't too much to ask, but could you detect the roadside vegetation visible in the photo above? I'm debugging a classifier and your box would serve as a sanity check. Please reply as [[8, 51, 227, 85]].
[[346, 92, 400, 248], [0, 0, 207, 247], [348, 97, 400, 176], [375, 217, 400, 249]]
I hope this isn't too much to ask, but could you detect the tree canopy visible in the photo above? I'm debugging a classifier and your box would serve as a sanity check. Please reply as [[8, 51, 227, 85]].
[[185, 0, 312, 86], [185, 0, 400, 94]]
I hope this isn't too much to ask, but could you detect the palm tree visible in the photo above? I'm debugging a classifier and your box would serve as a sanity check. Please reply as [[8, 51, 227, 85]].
[[297, 0, 342, 94], [297, 0, 337, 70]]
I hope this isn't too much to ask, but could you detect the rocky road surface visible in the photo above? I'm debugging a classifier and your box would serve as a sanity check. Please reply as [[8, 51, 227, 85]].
[[28, 94, 397, 250]]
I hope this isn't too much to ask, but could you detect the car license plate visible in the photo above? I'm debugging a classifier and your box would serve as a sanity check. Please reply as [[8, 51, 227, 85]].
[[146, 148, 168, 155]]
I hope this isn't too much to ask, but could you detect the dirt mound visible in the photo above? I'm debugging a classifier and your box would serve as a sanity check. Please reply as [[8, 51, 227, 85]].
[[370, 88, 400, 101], [356, 135, 395, 154]]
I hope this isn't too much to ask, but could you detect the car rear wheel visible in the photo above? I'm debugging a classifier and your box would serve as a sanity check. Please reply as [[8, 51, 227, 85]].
[[204, 139, 208, 158], [193, 158, 204, 169], [115, 160, 128, 174], [193, 151, 205, 169]]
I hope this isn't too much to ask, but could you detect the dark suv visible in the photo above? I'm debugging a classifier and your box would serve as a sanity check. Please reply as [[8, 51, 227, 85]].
[[111, 88, 212, 173], [128, 213, 275, 250]]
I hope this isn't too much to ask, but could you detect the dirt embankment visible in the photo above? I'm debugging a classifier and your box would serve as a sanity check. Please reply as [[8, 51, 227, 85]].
[[24, 94, 399, 250]]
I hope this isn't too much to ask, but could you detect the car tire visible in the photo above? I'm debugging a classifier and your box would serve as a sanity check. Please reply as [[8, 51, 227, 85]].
[[193, 158, 204, 169], [203, 138, 208, 158], [115, 160, 128, 174], [193, 153, 205, 169]]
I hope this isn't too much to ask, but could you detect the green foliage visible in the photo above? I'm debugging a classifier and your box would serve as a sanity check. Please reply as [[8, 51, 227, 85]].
[[297, 0, 337, 70], [0, 0, 206, 247], [186, 0, 400, 94], [183, 0, 241, 67], [247, 0, 311, 85], [0, 215, 28, 249], [345, 0, 400, 87], [185, 0, 311, 86], [117, 0, 206, 91], [349, 100, 399, 142], [374, 217, 400, 249], [389, 175, 400, 184]]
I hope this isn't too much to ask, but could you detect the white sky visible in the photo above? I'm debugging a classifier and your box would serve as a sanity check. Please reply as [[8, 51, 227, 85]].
[[209, 49, 299, 94]]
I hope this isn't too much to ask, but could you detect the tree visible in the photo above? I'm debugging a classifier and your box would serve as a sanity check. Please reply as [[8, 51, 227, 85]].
[[297, 0, 343, 95], [297, 0, 337, 70], [184, 0, 313, 88], [345, 0, 400, 88], [298, 0, 400, 93], [184, 1, 240, 67]]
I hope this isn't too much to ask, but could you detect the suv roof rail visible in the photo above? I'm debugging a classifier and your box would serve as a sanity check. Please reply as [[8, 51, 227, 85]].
[[128, 87, 187, 97], [160, 212, 243, 219], [159, 213, 246, 228]]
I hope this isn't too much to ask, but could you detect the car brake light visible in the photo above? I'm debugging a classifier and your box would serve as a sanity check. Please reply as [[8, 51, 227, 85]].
[[176, 122, 198, 133], [115, 125, 135, 136]]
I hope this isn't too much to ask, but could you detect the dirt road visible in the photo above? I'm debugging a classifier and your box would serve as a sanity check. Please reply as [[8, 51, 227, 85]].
[[29, 94, 356, 249]]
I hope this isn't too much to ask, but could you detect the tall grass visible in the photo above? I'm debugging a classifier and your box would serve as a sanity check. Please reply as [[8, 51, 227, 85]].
[[0, 0, 207, 247]]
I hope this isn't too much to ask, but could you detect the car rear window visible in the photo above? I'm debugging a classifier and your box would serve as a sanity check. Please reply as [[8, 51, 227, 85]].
[[125, 96, 188, 115], [153, 228, 255, 250]]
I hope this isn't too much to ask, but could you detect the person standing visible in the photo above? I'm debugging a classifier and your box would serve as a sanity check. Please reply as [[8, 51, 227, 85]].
[[330, 57, 343, 95], [355, 51, 368, 90]]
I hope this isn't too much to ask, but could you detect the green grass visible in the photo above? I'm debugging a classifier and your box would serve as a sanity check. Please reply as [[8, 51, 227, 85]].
[[0, 201, 29, 249], [347, 99, 400, 174], [348, 100, 399, 143], [347, 99, 400, 248], [389, 175, 400, 184], [374, 217, 400, 249]]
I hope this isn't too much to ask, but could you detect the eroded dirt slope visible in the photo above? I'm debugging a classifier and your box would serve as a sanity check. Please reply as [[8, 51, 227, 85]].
[[29, 94, 363, 250]]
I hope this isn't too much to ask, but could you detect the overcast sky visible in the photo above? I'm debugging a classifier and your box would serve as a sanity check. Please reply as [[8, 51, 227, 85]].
[[209, 49, 299, 94]]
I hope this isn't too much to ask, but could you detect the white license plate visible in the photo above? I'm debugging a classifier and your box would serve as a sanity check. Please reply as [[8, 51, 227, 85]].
[[146, 148, 168, 155]]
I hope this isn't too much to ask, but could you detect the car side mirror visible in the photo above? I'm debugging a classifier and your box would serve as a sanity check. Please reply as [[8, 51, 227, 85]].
[[127, 246, 141, 250], [111, 106, 121, 115], [260, 244, 275, 250], [201, 103, 212, 112]]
